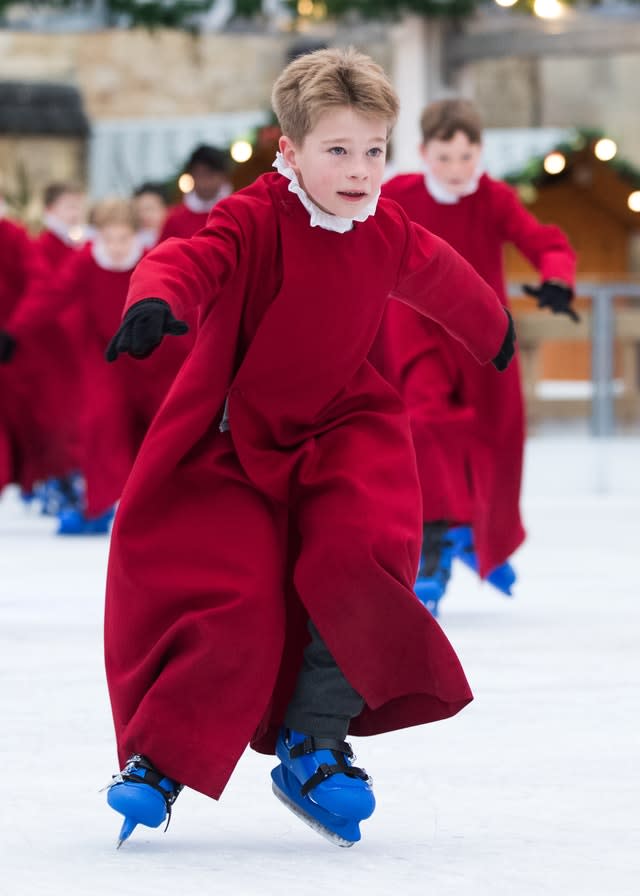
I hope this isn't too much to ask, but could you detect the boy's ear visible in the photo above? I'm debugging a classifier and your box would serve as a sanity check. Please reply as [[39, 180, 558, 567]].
[[279, 135, 300, 173]]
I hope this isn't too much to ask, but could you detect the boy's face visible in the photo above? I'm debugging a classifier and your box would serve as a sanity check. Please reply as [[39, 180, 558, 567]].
[[99, 224, 137, 267], [134, 192, 167, 231], [48, 192, 86, 228], [420, 131, 482, 196], [189, 163, 228, 201], [279, 106, 388, 218]]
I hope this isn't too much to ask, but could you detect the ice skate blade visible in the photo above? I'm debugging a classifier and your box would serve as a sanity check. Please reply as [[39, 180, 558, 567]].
[[271, 779, 355, 848]]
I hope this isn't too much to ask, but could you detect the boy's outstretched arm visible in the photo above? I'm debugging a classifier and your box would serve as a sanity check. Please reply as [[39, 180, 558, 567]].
[[106, 204, 243, 362], [390, 221, 515, 371]]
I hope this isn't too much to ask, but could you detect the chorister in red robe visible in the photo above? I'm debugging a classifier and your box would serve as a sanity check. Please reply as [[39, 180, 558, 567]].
[[105, 171, 511, 801], [7, 226, 87, 486], [14, 240, 195, 517], [0, 216, 31, 488], [158, 185, 233, 241], [374, 173, 576, 576]]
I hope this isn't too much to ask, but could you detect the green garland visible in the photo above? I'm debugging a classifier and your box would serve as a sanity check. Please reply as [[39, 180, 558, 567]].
[[503, 128, 640, 191]]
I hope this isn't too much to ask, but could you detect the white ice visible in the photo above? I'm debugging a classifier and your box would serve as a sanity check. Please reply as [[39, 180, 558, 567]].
[[1, 432, 639, 896]]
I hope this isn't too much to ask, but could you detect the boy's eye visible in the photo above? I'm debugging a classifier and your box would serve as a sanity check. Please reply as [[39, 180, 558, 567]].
[[368, 147, 384, 157], [329, 146, 346, 155]]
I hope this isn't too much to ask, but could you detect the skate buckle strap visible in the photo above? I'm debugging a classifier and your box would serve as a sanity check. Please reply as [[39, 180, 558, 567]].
[[117, 754, 183, 831], [289, 736, 369, 798]]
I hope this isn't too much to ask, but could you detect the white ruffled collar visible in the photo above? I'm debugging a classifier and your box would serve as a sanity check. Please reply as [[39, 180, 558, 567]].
[[273, 152, 379, 233], [183, 184, 232, 214], [91, 236, 143, 272], [424, 168, 482, 205], [43, 212, 87, 247]]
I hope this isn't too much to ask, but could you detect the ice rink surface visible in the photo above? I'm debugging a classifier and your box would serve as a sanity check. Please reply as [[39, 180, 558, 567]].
[[1, 433, 638, 896]]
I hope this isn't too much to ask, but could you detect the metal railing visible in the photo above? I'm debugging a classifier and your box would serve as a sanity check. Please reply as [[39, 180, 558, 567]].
[[510, 281, 640, 436]]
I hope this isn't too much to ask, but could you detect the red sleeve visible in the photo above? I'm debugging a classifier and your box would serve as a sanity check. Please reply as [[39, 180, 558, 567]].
[[390, 219, 509, 365], [494, 181, 576, 285], [0, 222, 30, 321], [125, 203, 244, 319]]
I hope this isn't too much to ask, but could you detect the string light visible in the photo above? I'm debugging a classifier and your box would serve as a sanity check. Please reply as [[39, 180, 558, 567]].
[[494, 0, 518, 7], [628, 191, 640, 213], [594, 138, 617, 162], [533, 0, 565, 19], [543, 152, 566, 175], [230, 140, 253, 164], [178, 173, 195, 194]]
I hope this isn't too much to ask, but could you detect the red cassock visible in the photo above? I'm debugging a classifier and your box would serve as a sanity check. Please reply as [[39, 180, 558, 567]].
[[7, 230, 86, 486], [0, 218, 31, 487], [374, 173, 576, 575], [15, 244, 195, 516], [158, 203, 210, 241], [105, 173, 509, 800]]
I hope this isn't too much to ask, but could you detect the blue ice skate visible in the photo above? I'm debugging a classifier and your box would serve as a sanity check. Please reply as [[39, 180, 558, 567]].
[[452, 526, 517, 596], [106, 754, 183, 848], [57, 505, 114, 536], [271, 729, 375, 847], [37, 473, 84, 516], [414, 522, 457, 617]]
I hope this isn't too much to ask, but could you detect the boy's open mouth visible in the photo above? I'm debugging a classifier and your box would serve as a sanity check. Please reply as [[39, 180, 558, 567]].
[[338, 191, 367, 201]]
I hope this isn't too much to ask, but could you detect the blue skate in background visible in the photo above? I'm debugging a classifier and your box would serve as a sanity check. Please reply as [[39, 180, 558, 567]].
[[57, 504, 114, 536], [414, 522, 456, 617], [106, 754, 183, 848], [452, 526, 517, 596], [36, 473, 84, 516], [271, 728, 375, 847]]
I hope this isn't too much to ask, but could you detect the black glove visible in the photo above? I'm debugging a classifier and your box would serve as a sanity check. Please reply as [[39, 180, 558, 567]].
[[491, 308, 516, 372], [0, 330, 17, 363], [522, 281, 580, 323], [105, 298, 189, 362]]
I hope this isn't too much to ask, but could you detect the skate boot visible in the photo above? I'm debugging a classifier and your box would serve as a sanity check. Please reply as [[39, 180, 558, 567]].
[[57, 505, 114, 536], [414, 521, 456, 616], [452, 526, 516, 596], [271, 728, 375, 847], [106, 754, 183, 848]]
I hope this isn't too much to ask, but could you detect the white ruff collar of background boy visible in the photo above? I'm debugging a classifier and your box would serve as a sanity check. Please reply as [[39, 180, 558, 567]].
[[424, 168, 482, 205], [43, 212, 86, 247], [91, 236, 143, 272], [183, 184, 232, 214], [273, 152, 380, 234]]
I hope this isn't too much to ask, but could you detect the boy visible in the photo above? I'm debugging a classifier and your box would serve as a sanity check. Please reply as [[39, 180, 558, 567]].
[[0, 183, 88, 496], [376, 99, 577, 612], [103, 49, 514, 849], [159, 144, 232, 240], [132, 182, 169, 249]]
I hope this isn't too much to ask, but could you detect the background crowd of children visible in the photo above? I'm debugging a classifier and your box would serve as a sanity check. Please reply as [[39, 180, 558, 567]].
[[0, 144, 232, 534]]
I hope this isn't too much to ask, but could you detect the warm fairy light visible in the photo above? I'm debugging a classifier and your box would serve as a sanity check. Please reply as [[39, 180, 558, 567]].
[[230, 140, 253, 164], [297, 0, 314, 14], [494, 0, 518, 7], [594, 138, 617, 162], [543, 152, 566, 175], [178, 173, 195, 194], [68, 225, 85, 244], [533, 0, 564, 18], [628, 191, 640, 213]]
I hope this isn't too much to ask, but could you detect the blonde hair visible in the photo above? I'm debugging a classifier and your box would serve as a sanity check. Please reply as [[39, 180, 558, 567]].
[[271, 47, 399, 145], [420, 99, 483, 145], [91, 198, 137, 231]]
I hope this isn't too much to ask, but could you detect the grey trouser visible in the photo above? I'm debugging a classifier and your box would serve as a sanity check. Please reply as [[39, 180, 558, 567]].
[[284, 621, 365, 740]]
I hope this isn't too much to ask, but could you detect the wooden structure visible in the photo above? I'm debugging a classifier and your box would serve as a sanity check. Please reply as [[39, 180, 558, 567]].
[[503, 134, 640, 423]]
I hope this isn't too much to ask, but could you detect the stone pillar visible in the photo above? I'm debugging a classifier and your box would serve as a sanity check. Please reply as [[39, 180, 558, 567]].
[[390, 16, 472, 173]]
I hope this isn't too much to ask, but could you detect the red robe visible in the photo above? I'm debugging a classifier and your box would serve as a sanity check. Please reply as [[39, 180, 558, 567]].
[[0, 218, 31, 487], [7, 230, 85, 485], [158, 203, 210, 241], [105, 172, 510, 800], [13, 244, 195, 516], [375, 173, 576, 575]]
